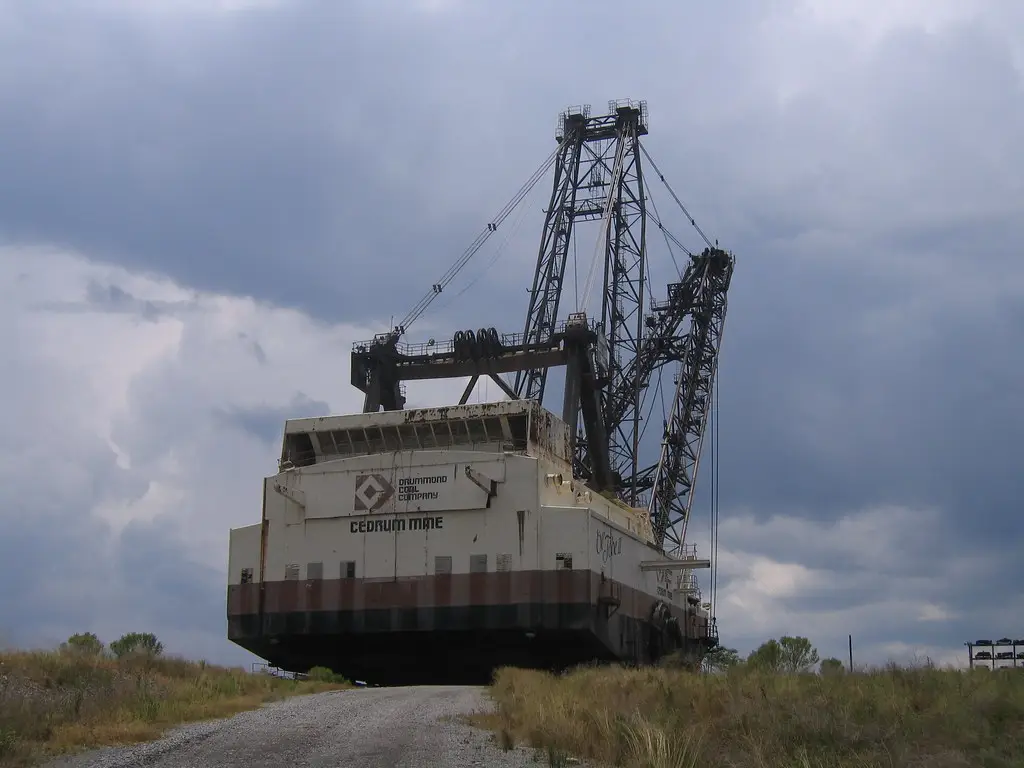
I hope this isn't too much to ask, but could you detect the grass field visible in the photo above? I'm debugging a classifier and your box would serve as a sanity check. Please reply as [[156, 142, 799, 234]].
[[0, 650, 347, 767], [477, 662, 1024, 767]]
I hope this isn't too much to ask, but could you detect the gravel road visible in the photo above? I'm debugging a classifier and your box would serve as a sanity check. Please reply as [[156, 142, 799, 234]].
[[44, 686, 551, 768]]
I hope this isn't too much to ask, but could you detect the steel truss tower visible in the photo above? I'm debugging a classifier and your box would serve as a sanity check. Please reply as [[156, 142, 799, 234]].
[[351, 99, 734, 559], [513, 101, 650, 498]]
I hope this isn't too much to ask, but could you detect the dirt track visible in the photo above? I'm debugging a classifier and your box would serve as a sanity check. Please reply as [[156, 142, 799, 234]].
[[44, 686, 545, 768]]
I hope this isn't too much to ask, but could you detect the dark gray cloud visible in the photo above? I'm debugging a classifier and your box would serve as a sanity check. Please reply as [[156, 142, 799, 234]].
[[709, 502, 1023, 663], [238, 333, 268, 365], [0, 431, 169, 650], [0, 0, 765, 326], [0, 499, 241, 659], [32, 278, 199, 320], [115, 516, 227, 638], [1, 0, 1022, 665]]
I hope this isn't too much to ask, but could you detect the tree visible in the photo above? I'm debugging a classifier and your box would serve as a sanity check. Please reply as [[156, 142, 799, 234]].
[[747, 636, 821, 674], [820, 657, 845, 676], [60, 632, 104, 655], [778, 636, 820, 674], [703, 645, 742, 673], [109, 632, 163, 658], [746, 639, 784, 672]]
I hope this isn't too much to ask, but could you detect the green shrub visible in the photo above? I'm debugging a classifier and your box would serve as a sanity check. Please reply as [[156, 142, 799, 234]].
[[109, 633, 164, 659], [306, 666, 348, 685], [59, 633, 104, 656]]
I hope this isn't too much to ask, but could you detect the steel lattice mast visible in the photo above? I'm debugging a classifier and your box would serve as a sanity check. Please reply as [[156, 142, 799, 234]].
[[598, 105, 648, 504], [512, 106, 589, 404], [514, 100, 734, 551], [351, 99, 735, 558], [514, 100, 651, 497]]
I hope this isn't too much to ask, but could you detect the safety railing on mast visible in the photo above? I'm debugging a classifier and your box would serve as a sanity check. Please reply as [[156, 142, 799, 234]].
[[556, 104, 591, 141]]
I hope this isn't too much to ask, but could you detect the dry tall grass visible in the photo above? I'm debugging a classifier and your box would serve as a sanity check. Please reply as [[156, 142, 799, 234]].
[[0, 650, 347, 767], [478, 663, 1024, 767]]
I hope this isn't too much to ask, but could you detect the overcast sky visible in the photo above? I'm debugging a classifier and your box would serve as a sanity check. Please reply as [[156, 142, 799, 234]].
[[2, 0, 1022, 669]]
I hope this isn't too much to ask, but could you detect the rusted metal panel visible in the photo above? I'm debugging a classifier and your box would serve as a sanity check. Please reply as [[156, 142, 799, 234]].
[[228, 523, 262, 586], [279, 400, 573, 467], [230, 570, 592, 613], [285, 399, 535, 433]]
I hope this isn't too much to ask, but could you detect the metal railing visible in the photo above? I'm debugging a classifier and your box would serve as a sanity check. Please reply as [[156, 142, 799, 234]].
[[251, 662, 307, 680], [556, 104, 591, 140], [966, 638, 1024, 669], [352, 317, 600, 358]]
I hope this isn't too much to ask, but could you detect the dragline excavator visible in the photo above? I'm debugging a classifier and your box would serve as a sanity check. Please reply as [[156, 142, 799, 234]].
[[227, 100, 735, 683]]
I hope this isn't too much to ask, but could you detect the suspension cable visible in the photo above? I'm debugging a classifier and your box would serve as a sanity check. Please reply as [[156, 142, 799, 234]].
[[643, 153, 724, 612], [650, 212, 695, 261], [572, 226, 579, 310], [639, 142, 714, 250], [709, 382, 714, 616], [397, 144, 560, 334], [710, 369, 721, 618], [632, 231, 660, 437], [628, 169, 698, 449], [646, 189, 690, 276], [636, 360, 665, 450], [435, 180, 538, 311]]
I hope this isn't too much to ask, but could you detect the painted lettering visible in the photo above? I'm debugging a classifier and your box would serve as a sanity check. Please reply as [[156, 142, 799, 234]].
[[396, 473, 448, 502], [398, 475, 448, 485], [398, 490, 440, 501], [350, 516, 444, 534], [595, 530, 623, 564]]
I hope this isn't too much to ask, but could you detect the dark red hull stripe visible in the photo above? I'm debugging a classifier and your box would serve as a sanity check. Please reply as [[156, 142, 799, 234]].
[[227, 569, 706, 632]]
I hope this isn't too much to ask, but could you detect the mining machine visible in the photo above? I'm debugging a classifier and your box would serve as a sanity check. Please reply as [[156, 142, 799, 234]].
[[227, 100, 735, 684]]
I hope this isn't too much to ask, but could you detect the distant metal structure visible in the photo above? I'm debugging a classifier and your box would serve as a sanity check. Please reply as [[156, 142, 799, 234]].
[[352, 100, 734, 563], [251, 662, 307, 680], [965, 637, 1024, 670]]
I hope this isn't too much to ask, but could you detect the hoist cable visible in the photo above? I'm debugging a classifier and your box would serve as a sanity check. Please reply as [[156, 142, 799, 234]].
[[397, 145, 560, 334], [435, 183, 538, 311], [639, 142, 715, 250]]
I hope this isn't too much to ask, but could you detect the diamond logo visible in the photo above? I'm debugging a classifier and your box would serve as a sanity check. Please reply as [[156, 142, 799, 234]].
[[353, 473, 394, 511]]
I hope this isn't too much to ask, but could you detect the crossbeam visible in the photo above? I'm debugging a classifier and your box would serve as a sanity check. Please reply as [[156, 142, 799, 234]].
[[639, 558, 711, 571]]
